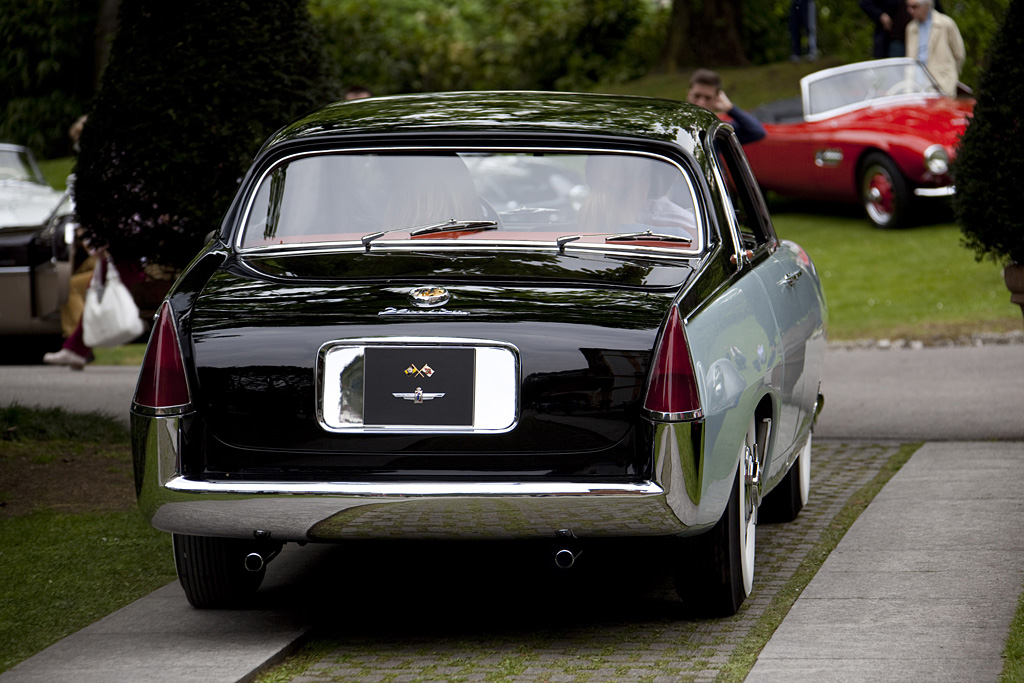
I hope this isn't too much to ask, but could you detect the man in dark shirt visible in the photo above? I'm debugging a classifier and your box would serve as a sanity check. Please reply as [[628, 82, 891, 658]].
[[859, 0, 941, 57], [686, 69, 767, 145]]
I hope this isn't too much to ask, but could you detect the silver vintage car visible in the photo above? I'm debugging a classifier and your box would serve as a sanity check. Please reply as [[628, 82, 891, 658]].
[[131, 92, 827, 616], [0, 144, 75, 357]]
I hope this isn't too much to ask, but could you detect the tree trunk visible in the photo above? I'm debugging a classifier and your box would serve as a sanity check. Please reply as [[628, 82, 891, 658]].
[[1004, 263, 1024, 324], [662, 0, 749, 71], [94, 0, 120, 89]]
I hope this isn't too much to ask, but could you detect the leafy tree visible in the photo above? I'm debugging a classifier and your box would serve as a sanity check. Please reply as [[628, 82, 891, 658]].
[[74, 1, 340, 270], [953, 0, 1024, 265], [310, 0, 664, 94], [0, 0, 97, 157]]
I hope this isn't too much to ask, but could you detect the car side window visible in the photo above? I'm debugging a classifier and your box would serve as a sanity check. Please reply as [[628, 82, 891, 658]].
[[712, 131, 776, 253]]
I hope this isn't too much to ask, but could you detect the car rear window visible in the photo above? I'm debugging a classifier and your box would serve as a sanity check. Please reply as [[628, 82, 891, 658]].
[[237, 150, 703, 254]]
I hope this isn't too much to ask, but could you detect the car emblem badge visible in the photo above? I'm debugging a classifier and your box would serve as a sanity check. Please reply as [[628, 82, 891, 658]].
[[404, 363, 435, 378], [393, 388, 445, 404], [409, 286, 450, 308]]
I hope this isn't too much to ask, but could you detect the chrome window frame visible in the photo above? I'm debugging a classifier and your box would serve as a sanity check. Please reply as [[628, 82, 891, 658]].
[[233, 145, 707, 258]]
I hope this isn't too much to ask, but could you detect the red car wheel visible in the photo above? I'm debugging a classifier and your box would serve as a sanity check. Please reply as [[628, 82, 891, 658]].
[[859, 152, 910, 229]]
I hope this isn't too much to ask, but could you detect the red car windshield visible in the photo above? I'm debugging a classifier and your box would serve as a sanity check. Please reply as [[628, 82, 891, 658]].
[[803, 59, 942, 120]]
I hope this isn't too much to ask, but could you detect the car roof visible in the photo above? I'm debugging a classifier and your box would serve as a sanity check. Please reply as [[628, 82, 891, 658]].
[[262, 91, 717, 153]]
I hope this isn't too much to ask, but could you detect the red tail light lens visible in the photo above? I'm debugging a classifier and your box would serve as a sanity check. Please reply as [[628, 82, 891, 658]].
[[134, 302, 191, 409], [644, 306, 703, 419]]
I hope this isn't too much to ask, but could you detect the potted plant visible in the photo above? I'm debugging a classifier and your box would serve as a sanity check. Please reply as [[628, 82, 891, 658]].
[[953, 0, 1024, 322]]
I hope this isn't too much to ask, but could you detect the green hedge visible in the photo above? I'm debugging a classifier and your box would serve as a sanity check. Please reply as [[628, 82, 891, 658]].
[[954, 0, 1024, 265]]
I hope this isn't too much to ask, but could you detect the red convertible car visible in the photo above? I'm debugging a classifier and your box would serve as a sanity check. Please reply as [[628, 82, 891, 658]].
[[744, 58, 973, 229]]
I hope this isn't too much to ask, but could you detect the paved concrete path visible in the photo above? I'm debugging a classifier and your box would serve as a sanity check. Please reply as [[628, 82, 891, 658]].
[[0, 545, 333, 683], [815, 342, 1024, 441], [748, 441, 1024, 682], [0, 365, 138, 424]]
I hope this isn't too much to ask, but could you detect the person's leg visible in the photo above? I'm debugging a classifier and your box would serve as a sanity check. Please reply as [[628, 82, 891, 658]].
[[42, 320, 92, 369], [61, 268, 92, 337], [789, 1, 803, 60], [807, 0, 817, 59]]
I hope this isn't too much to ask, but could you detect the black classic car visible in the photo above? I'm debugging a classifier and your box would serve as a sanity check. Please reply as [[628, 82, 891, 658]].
[[131, 92, 827, 616]]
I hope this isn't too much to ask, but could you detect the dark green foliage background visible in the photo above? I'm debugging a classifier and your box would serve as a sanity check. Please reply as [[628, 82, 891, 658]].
[[2, 0, 1011, 269], [953, 0, 1024, 265], [0, 0, 97, 157], [71, 0, 341, 267], [310, 0, 667, 94], [4, 0, 1009, 160]]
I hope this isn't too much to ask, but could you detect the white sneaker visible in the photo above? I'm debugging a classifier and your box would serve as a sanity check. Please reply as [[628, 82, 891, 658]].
[[42, 348, 88, 370]]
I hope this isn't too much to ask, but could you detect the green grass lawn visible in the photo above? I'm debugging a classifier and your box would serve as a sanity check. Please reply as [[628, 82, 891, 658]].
[[772, 208, 1020, 340], [0, 407, 176, 674], [0, 511, 175, 672], [593, 58, 844, 110], [36, 157, 75, 190]]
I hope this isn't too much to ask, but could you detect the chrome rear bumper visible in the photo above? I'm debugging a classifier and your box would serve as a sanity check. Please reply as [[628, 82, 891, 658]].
[[132, 412, 714, 541]]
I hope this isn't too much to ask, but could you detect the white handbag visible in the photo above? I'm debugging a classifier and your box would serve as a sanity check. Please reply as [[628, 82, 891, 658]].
[[82, 256, 145, 347]]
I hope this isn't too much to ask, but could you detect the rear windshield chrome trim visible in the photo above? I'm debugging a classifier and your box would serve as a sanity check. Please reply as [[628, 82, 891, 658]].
[[233, 144, 705, 257], [237, 239, 700, 261]]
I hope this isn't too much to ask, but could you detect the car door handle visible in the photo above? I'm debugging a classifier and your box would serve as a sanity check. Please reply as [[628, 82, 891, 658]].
[[779, 270, 802, 287]]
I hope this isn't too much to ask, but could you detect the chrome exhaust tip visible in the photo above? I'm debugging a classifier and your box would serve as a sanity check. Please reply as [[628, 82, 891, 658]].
[[554, 548, 579, 570], [243, 552, 265, 572]]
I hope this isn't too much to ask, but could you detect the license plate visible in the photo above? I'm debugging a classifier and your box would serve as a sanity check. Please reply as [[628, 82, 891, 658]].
[[363, 346, 474, 426], [318, 340, 518, 433]]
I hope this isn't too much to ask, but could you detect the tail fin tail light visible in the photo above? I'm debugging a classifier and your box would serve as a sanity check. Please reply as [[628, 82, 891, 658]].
[[643, 305, 703, 421], [134, 302, 192, 410]]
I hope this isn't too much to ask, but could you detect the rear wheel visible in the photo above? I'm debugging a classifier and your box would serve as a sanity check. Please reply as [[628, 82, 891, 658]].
[[760, 433, 812, 523], [675, 417, 758, 617], [173, 534, 270, 608], [859, 152, 910, 229]]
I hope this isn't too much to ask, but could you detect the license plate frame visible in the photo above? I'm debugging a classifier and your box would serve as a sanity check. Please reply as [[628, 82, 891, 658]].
[[317, 338, 519, 433]]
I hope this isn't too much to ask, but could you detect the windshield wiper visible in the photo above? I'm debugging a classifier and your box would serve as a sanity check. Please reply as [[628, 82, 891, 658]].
[[556, 234, 581, 253], [605, 230, 692, 245], [410, 219, 498, 237], [361, 219, 498, 251]]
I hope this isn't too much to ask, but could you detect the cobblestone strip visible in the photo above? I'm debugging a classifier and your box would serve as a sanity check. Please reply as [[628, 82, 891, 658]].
[[275, 442, 903, 683]]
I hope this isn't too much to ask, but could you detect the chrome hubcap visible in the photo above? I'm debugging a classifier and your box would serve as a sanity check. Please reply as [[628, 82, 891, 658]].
[[744, 443, 761, 520], [864, 167, 894, 224]]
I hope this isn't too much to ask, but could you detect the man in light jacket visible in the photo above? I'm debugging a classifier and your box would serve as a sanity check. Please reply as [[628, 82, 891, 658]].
[[906, 0, 965, 96]]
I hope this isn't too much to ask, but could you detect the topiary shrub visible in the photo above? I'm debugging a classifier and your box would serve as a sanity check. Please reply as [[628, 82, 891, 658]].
[[953, 0, 1024, 267], [74, 1, 340, 270]]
